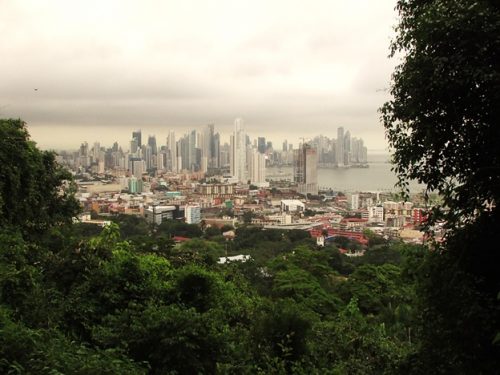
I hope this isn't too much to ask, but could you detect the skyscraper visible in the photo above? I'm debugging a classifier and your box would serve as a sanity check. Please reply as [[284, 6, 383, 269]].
[[178, 134, 190, 171], [132, 130, 142, 148], [336, 126, 344, 167], [189, 129, 197, 171], [213, 132, 220, 168], [230, 118, 247, 183], [250, 148, 267, 186], [343, 130, 351, 166], [200, 124, 215, 172], [167, 131, 177, 172], [282, 140, 288, 152], [257, 137, 266, 154], [130, 138, 139, 154], [293, 143, 318, 195], [147, 135, 157, 155]]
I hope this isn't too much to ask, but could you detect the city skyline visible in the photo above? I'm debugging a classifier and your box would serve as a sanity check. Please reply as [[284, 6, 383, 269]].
[[68, 123, 367, 159], [49, 120, 371, 158], [63, 123, 369, 192], [1, 0, 398, 152]]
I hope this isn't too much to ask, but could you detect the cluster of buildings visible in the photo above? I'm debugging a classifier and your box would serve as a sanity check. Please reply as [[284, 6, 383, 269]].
[[58, 119, 367, 196], [311, 127, 368, 167], [57, 118, 429, 247], [74, 164, 428, 246]]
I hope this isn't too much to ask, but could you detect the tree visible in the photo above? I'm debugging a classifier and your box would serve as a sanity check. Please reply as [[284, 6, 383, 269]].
[[380, 1, 500, 230], [242, 210, 255, 224], [309, 298, 409, 374], [0, 119, 80, 235], [381, 2, 500, 372], [157, 220, 203, 238], [111, 214, 150, 239]]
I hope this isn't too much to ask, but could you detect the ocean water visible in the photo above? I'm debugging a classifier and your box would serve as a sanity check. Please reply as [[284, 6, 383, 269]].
[[266, 154, 426, 193]]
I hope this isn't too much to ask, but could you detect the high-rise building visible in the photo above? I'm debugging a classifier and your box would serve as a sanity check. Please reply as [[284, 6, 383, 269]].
[[147, 135, 157, 155], [230, 118, 247, 183], [189, 129, 198, 171], [257, 137, 266, 154], [250, 148, 267, 186], [200, 124, 215, 172], [350, 137, 368, 164], [76, 143, 87, 168], [92, 142, 100, 162], [336, 127, 344, 166], [142, 144, 153, 170], [157, 152, 166, 172], [132, 130, 142, 148], [129, 157, 144, 178], [130, 138, 139, 154], [213, 132, 220, 168], [128, 176, 143, 194], [178, 135, 190, 171], [167, 131, 177, 172], [344, 130, 351, 165], [220, 142, 230, 168], [293, 143, 318, 195], [185, 205, 201, 224], [350, 193, 359, 210]]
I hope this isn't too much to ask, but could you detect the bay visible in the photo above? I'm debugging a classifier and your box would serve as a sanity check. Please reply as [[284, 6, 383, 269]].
[[266, 154, 426, 193]]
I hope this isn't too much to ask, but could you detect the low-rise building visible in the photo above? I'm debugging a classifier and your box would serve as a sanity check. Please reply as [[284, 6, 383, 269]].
[[281, 199, 305, 213]]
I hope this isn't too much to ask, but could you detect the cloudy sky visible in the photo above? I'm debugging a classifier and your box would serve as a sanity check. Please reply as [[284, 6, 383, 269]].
[[0, 0, 399, 151]]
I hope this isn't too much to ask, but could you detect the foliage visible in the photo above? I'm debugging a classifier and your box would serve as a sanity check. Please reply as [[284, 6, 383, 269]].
[[363, 228, 388, 247], [111, 214, 150, 239], [380, 0, 500, 229], [171, 238, 224, 267], [404, 216, 500, 374], [353, 244, 402, 266], [0, 119, 426, 374], [157, 219, 203, 238], [0, 306, 146, 374], [0, 119, 80, 235], [252, 300, 312, 369], [381, 2, 500, 372], [336, 264, 412, 316], [204, 225, 222, 238], [309, 298, 408, 374]]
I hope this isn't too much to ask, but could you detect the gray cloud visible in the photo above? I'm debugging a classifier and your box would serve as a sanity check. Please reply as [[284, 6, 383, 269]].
[[0, 0, 398, 151]]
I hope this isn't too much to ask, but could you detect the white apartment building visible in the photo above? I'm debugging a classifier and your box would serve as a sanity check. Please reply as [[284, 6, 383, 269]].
[[185, 205, 201, 224], [230, 118, 247, 183], [368, 205, 384, 223]]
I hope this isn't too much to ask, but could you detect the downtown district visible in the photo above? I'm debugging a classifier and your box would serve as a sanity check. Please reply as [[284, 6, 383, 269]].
[[56, 119, 431, 252]]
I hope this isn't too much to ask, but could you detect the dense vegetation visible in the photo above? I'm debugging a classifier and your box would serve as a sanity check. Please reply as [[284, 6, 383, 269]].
[[1, 1, 499, 373], [381, 0, 500, 373], [1, 120, 423, 373]]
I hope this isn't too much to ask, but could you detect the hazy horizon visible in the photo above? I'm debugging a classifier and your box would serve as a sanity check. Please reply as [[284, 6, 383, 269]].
[[1, 0, 399, 151]]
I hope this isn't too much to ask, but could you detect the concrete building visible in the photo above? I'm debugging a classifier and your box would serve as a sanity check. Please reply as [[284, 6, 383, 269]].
[[350, 193, 360, 210], [293, 143, 318, 195], [281, 199, 305, 213], [368, 205, 384, 223], [167, 131, 177, 172], [144, 205, 177, 225], [230, 118, 247, 183], [185, 204, 201, 224], [132, 130, 142, 148], [336, 126, 344, 166], [129, 158, 144, 178], [249, 148, 267, 187], [128, 176, 143, 194]]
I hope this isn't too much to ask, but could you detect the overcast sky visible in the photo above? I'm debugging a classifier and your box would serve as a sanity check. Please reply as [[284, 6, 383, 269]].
[[0, 0, 399, 151]]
